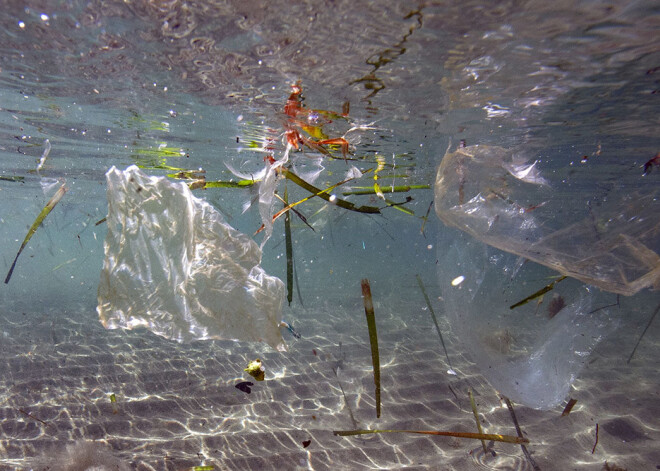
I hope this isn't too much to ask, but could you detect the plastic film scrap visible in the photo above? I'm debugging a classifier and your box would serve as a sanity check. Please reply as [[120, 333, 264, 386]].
[[435, 145, 660, 296], [437, 230, 619, 410], [97, 165, 286, 351]]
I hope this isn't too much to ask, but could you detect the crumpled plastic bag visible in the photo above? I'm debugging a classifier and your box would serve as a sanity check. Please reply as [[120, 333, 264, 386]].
[[437, 229, 619, 410], [97, 165, 286, 351], [434, 145, 660, 296]]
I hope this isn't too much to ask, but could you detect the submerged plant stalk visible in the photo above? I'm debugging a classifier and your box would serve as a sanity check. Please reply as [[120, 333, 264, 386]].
[[510, 275, 567, 310], [415, 274, 453, 372], [627, 300, 660, 363], [284, 186, 293, 306], [504, 396, 540, 470], [5, 184, 67, 284], [282, 168, 380, 214], [361, 279, 381, 418], [333, 429, 528, 444], [342, 184, 430, 196], [468, 389, 488, 454]]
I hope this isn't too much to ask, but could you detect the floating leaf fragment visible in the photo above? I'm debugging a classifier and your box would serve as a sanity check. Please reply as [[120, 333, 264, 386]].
[[4, 183, 67, 284], [0, 175, 25, 183], [198, 179, 256, 189], [109, 393, 119, 414], [244, 359, 265, 381], [509, 275, 567, 310]]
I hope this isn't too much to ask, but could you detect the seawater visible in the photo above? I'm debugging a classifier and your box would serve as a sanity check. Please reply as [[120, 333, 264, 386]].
[[0, 1, 658, 469]]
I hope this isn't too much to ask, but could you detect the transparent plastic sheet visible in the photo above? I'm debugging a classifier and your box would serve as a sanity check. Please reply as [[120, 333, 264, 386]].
[[437, 229, 619, 409], [434, 145, 660, 296], [97, 165, 286, 351]]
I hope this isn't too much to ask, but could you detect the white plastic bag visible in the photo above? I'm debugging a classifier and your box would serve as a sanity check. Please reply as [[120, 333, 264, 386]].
[[97, 165, 286, 351]]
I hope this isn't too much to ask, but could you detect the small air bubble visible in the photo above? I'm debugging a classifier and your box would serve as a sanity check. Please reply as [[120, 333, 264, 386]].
[[18, 21, 25, 29], [40, 13, 49, 21]]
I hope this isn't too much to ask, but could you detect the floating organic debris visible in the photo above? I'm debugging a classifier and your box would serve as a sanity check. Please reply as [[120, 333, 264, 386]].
[[273, 191, 315, 234], [168, 169, 206, 180], [36, 138, 51, 172], [244, 359, 265, 381], [195, 179, 256, 189], [627, 300, 660, 363], [642, 152, 660, 175], [361, 279, 381, 418], [253, 169, 377, 236], [192, 466, 214, 471], [280, 320, 301, 339], [0, 175, 25, 182], [510, 275, 567, 310], [415, 274, 453, 373], [562, 398, 578, 416], [282, 81, 351, 160], [4, 183, 67, 284], [342, 184, 430, 196], [282, 168, 380, 214], [333, 429, 528, 444], [235, 381, 254, 394], [109, 393, 119, 415], [468, 389, 488, 454], [373, 154, 386, 199], [301, 439, 311, 448], [547, 294, 566, 319]]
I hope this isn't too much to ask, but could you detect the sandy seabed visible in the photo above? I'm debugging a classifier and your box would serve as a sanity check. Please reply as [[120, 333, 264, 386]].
[[0, 286, 658, 471]]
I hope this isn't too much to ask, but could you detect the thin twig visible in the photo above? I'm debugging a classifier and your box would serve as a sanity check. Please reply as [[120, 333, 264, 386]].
[[592, 423, 599, 454], [416, 274, 453, 371], [503, 397, 541, 470], [627, 300, 660, 364]]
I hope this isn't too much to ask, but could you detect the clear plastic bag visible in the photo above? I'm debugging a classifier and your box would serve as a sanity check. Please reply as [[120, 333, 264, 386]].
[[437, 229, 619, 409], [97, 165, 286, 351], [434, 145, 660, 296]]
